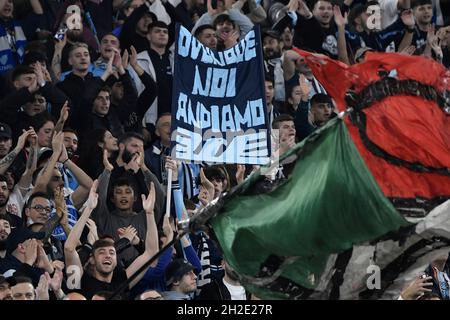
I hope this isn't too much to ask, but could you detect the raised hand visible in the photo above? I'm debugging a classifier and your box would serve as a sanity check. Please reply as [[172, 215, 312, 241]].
[[54, 186, 68, 225], [36, 272, 50, 300], [298, 0, 312, 18], [58, 101, 70, 126], [55, 32, 67, 51], [299, 74, 310, 101], [130, 46, 138, 68], [27, 127, 38, 147], [287, 0, 299, 12], [122, 49, 130, 70], [16, 128, 34, 150], [164, 156, 178, 181], [49, 268, 64, 292], [236, 164, 245, 185], [162, 214, 173, 241], [198, 186, 210, 207], [279, 135, 296, 155], [400, 275, 433, 300], [207, 0, 218, 16], [51, 131, 64, 157], [142, 182, 155, 214], [33, 63, 45, 85], [101, 55, 114, 81], [333, 5, 347, 28], [86, 179, 99, 210], [23, 239, 38, 266], [58, 143, 69, 163], [401, 9, 415, 28], [200, 168, 215, 201], [125, 153, 141, 173], [35, 243, 54, 273], [28, 77, 39, 94], [103, 149, 114, 172], [427, 25, 443, 60], [113, 48, 125, 75], [52, 260, 65, 272], [86, 218, 99, 245]]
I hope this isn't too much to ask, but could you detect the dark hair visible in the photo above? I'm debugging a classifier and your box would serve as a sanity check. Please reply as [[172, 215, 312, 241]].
[[310, 93, 333, 106], [312, 0, 333, 9], [264, 73, 275, 85], [148, 21, 169, 32], [28, 112, 55, 133], [26, 192, 50, 208], [417, 292, 441, 300], [23, 50, 48, 66], [272, 114, 294, 129], [101, 33, 120, 46], [11, 65, 35, 81], [194, 24, 215, 38], [348, 3, 369, 28], [92, 238, 115, 254], [119, 131, 144, 145], [203, 165, 231, 192], [0, 213, 13, 224], [0, 174, 7, 184], [13, 276, 33, 285], [411, 0, 432, 8], [77, 128, 110, 179], [62, 128, 78, 136], [97, 86, 111, 96], [111, 177, 138, 198], [213, 14, 236, 29]]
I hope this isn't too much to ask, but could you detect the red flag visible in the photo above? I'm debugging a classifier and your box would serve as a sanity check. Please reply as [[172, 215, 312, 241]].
[[293, 49, 450, 217]]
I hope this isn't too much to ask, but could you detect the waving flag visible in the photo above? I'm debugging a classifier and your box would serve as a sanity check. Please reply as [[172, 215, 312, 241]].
[[210, 51, 450, 299]]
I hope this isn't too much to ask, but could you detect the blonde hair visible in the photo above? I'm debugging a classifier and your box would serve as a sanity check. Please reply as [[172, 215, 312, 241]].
[[68, 42, 89, 57]]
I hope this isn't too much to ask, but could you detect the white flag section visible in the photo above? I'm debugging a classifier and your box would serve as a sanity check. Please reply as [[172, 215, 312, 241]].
[[310, 200, 450, 300], [171, 25, 270, 165]]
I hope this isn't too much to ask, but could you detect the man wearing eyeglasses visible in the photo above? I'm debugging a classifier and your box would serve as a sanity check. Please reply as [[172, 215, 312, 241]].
[[23, 192, 53, 226]]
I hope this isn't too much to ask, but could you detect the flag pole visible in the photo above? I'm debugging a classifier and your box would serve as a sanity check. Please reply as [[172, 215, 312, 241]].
[[165, 168, 172, 217]]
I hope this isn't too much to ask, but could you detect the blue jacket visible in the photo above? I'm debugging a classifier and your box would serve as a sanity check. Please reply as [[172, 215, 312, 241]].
[[0, 18, 26, 75]]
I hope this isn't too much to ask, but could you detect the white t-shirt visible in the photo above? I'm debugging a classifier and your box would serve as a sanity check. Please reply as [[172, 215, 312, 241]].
[[223, 279, 247, 300], [6, 184, 30, 218]]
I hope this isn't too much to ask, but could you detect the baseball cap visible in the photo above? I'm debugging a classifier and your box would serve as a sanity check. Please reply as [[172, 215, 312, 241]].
[[165, 259, 195, 286], [0, 275, 17, 287], [37, 147, 53, 162], [262, 29, 281, 41], [6, 227, 45, 254], [354, 47, 374, 62], [0, 123, 12, 139]]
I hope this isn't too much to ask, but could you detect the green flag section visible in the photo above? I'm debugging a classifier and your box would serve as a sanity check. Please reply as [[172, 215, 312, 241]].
[[211, 117, 411, 299]]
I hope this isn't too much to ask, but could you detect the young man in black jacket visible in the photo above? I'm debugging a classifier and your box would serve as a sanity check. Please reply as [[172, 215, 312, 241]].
[[0, 64, 67, 139], [197, 258, 249, 300]]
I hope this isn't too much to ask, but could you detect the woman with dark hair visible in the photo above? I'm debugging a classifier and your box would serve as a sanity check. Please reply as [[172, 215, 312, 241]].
[[77, 128, 119, 179], [27, 112, 55, 149], [279, 84, 302, 118]]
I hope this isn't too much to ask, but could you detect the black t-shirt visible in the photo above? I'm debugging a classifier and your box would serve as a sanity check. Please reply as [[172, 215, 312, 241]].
[[293, 15, 339, 60], [148, 49, 173, 116], [79, 266, 128, 299], [412, 28, 429, 55]]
